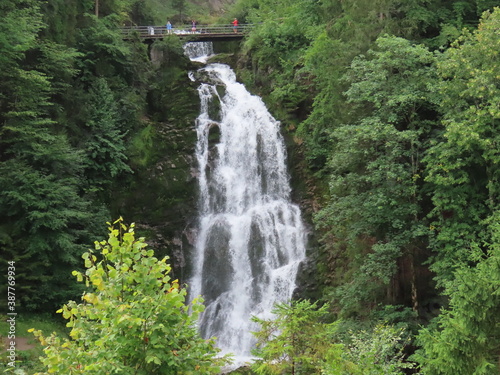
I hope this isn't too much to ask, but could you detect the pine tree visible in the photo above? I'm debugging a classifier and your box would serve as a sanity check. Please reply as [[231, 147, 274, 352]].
[[81, 77, 132, 193], [0, 0, 100, 310]]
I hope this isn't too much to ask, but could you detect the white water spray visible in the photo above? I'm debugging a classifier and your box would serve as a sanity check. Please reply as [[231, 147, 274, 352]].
[[183, 42, 214, 63], [185, 42, 306, 364]]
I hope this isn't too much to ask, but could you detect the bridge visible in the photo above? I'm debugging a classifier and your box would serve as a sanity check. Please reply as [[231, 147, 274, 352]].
[[121, 24, 253, 42]]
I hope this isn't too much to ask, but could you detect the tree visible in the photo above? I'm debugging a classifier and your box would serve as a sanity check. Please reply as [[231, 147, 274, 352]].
[[241, 0, 321, 118], [32, 219, 227, 374], [323, 325, 417, 375], [81, 77, 132, 193], [172, 0, 187, 23], [0, 0, 99, 310], [415, 215, 500, 374], [414, 8, 500, 374], [251, 300, 337, 375], [314, 35, 440, 317], [251, 300, 417, 375], [424, 7, 500, 286]]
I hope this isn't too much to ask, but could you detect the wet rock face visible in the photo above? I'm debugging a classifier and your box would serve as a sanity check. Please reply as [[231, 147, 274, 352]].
[[111, 66, 230, 285], [109, 39, 205, 283], [112, 117, 200, 282], [191, 68, 226, 86]]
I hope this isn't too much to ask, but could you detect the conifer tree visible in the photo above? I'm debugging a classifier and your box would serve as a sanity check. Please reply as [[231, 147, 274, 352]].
[[82, 77, 132, 192], [0, 0, 99, 310]]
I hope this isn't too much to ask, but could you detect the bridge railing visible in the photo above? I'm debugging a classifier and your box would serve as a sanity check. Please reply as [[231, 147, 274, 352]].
[[121, 24, 254, 39]]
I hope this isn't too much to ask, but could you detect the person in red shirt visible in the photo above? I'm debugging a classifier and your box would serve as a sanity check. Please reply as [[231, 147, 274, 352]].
[[232, 18, 238, 33]]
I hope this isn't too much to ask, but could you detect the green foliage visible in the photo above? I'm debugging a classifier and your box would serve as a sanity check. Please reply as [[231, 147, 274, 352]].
[[146, 37, 195, 122], [241, 0, 320, 115], [251, 300, 417, 375], [413, 9, 500, 374], [172, 0, 187, 23], [294, 0, 450, 172], [297, 33, 350, 170], [39, 0, 92, 45], [424, 7, 500, 285], [32, 219, 227, 374], [69, 17, 153, 162], [75, 16, 134, 82], [251, 300, 336, 375], [128, 123, 158, 168], [415, 215, 500, 374], [0, 159, 99, 309], [0, 0, 103, 310], [227, 0, 260, 23], [315, 35, 439, 317], [81, 77, 132, 192], [0, 0, 45, 113], [323, 325, 418, 375], [0, 0, 44, 70]]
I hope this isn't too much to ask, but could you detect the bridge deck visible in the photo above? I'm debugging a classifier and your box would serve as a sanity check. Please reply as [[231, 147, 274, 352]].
[[121, 24, 252, 41]]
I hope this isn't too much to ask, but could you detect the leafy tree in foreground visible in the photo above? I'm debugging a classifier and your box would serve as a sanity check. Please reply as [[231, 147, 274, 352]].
[[414, 10, 500, 373], [32, 219, 227, 374], [414, 215, 500, 374], [315, 35, 439, 317], [323, 324, 418, 375], [251, 300, 416, 375], [425, 7, 500, 286], [251, 300, 336, 375]]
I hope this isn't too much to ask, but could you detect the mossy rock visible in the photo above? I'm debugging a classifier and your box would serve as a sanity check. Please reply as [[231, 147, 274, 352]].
[[207, 52, 238, 67], [112, 114, 199, 282], [224, 366, 255, 375]]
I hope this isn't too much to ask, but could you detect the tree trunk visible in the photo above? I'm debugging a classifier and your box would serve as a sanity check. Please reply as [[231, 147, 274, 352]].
[[410, 254, 418, 314]]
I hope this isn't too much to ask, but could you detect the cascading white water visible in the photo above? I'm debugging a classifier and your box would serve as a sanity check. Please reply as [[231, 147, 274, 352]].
[[183, 42, 214, 63], [185, 42, 306, 364]]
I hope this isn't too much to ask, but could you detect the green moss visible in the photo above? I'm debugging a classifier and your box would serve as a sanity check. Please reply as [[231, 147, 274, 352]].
[[128, 123, 157, 168], [115, 120, 197, 222]]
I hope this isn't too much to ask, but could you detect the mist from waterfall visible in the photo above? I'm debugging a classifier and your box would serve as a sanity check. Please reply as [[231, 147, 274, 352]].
[[185, 42, 306, 365]]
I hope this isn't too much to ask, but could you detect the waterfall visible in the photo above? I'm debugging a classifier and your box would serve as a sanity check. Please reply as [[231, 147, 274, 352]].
[[183, 42, 214, 63], [185, 42, 306, 364]]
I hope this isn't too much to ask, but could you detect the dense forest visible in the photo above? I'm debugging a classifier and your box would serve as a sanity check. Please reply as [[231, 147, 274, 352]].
[[234, 0, 500, 372], [1, 0, 500, 373]]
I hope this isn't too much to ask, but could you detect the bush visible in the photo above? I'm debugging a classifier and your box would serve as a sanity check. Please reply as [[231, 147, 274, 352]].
[[32, 218, 228, 374]]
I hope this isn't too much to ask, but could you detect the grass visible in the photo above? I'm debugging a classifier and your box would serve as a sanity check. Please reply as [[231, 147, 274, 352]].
[[0, 313, 68, 374]]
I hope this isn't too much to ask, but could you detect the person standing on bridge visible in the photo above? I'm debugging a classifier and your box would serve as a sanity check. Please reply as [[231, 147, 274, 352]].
[[191, 20, 197, 33], [232, 18, 238, 33], [166, 21, 172, 34]]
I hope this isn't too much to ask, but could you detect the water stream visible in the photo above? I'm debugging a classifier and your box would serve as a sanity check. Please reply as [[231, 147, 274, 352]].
[[185, 42, 306, 365]]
